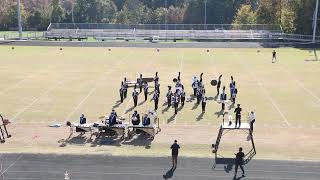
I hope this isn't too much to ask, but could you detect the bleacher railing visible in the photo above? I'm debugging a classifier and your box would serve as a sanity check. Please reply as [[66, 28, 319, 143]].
[[48, 23, 283, 32]]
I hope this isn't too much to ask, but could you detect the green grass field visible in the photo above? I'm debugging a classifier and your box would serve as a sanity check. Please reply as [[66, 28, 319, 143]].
[[0, 46, 320, 160]]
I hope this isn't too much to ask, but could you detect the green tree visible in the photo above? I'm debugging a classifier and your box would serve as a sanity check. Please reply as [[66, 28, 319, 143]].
[[152, 7, 166, 24], [116, 0, 151, 24], [167, 5, 186, 24], [256, 0, 281, 24], [51, 0, 65, 23], [74, 0, 90, 22], [6, 2, 28, 29], [232, 4, 257, 24], [97, 0, 117, 23]]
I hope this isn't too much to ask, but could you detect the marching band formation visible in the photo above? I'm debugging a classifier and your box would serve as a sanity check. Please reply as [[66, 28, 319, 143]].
[[67, 70, 255, 141]]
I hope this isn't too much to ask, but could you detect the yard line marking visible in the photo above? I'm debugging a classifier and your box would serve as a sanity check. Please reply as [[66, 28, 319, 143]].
[[121, 50, 156, 116], [0, 154, 23, 177], [0, 79, 28, 95], [233, 51, 291, 127], [282, 66, 320, 104], [64, 51, 133, 121], [260, 54, 320, 106], [0, 67, 56, 96], [11, 80, 65, 123], [174, 50, 185, 125]]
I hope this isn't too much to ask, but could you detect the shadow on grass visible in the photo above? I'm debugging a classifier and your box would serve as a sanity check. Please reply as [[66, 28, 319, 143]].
[[91, 134, 122, 147], [167, 114, 176, 124], [163, 167, 176, 179], [125, 105, 136, 114], [122, 133, 153, 149], [214, 110, 226, 118], [196, 112, 205, 121], [58, 134, 92, 147], [138, 100, 146, 106], [191, 103, 199, 110], [162, 106, 170, 114]]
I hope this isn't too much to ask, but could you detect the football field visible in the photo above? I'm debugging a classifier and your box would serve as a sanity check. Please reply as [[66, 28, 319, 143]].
[[0, 46, 319, 160]]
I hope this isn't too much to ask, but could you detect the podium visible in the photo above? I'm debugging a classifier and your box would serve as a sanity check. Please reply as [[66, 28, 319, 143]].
[[212, 122, 256, 169], [0, 114, 11, 143]]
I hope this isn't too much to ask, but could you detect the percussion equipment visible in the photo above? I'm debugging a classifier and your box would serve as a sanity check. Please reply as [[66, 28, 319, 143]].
[[211, 80, 218, 86]]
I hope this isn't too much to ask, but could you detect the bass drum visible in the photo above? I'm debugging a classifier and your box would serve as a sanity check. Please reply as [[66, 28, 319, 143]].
[[211, 80, 218, 86]]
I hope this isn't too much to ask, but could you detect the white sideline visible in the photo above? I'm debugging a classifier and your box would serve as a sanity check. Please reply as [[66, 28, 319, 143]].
[[232, 51, 291, 127], [65, 51, 133, 121], [11, 80, 64, 122], [121, 50, 156, 116], [0, 154, 23, 177]]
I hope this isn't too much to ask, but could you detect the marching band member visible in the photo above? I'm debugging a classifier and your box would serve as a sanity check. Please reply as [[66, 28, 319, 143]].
[[234, 104, 242, 128], [120, 81, 124, 103], [220, 86, 227, 111], [142, 114, 151, 126], [272, 50, 277, 63], [201, 94, 207, 113], [192, 78, 198, 96], [154, 72, 159, 85], [153, 90, 160, 111], [217, 74, 222, 95], [196, 85, 202, 104], [108, 109, 118, 126], [181, 87, 186, 106], [173, 93, 179, 114], [138, 74, 143, 93], [143, 82, 149, 101], [249, 111, 256, 135], [123, 77, 128, 99], [131, 110, 140, 125], [80, 113, 86, 124], [232, 85, 238, 103], [132, 88, 139, 107], [230, 77, 235, 99], [155, 83, 160, 93], [167, 86, 173, 107]]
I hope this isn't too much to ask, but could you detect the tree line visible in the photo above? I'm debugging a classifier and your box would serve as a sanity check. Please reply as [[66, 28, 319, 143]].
[[0, 0, 318, 35]]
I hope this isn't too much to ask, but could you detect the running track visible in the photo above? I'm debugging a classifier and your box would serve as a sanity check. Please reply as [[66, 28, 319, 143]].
[[0, 154, 319, 180]]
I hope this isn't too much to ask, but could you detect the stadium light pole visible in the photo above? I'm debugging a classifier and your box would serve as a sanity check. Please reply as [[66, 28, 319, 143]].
[[204, 0, 207, 25], [312, 0, 319, 43], [17, 0, 23, 40], [165, 0, 168, 41]]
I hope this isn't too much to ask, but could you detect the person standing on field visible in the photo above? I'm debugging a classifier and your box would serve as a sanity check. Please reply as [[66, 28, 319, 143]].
[[234, 147, 245, 178], [170, 140, 180, 169], [272, 50, 277, 63]]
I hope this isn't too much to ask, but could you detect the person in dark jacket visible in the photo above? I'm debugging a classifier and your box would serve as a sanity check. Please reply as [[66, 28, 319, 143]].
[[217, 74, 222, 95], [166, 86, 173, 107], [234, 147, 245, 178], [171, 140, 180, 169], [142, 114, 150, 126], [153, 90, 160, 111], [234, 104, 242, 128], [143, 82, 149, 101], [132, 88, 138, 107], [220, 86, 227, 111], [80, 114, 86, 124]]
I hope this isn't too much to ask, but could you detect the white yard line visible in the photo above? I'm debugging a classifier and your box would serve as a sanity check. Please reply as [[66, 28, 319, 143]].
[[173, 50, 185, 124], [0, 154, 23, 177], [0, 78, 28, 95], [282, 67, 320, 104], [261, 54, 320, 106], [64, 51, 133, 121], [233, 52, 291, 127], [11, 80, 64, 123], [121, 51, 157, 116]]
